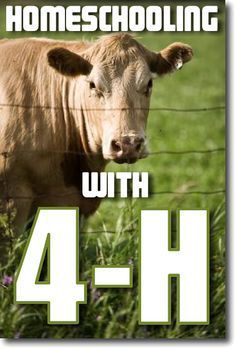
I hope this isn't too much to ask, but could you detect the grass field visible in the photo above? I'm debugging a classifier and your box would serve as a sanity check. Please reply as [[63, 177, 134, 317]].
[[0, 0, 225, 339]]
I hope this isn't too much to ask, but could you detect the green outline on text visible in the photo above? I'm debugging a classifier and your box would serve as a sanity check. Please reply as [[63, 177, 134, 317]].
[[92, 265, 133, 288]]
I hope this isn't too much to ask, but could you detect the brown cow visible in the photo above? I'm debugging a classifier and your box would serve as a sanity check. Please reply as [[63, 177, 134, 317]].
[[0, 34, 192, 233]]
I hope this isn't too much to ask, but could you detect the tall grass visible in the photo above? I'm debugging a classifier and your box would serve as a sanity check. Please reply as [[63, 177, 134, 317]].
[[0, 200, 225, 338]]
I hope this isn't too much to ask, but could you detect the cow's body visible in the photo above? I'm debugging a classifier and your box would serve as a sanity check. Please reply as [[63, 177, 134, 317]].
[[0, 38, 102, 229], [0, 34, 192, 232]]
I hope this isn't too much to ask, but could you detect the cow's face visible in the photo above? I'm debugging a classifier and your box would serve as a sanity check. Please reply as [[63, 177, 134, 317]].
[[47, 35, 192, 164], [84, 59, 153, 164]]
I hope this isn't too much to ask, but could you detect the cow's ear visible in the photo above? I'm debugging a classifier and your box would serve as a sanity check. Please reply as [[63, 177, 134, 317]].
[[149, 42, 193, 77], [47, 47, 92, 76]]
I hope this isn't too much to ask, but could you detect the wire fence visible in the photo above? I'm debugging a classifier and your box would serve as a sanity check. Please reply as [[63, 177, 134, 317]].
[[0, 147, 225, 158], [0, 103, 225, 113], [0, 105, 225, 234]]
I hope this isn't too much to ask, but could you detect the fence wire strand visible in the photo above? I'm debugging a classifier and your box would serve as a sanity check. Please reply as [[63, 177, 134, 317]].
[[0, 147, 225, 158], [0, 189, 226, 201], [0, 103, 225, 113]]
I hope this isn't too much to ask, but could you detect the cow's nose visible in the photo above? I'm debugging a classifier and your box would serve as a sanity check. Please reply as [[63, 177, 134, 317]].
[[110, 136, 145, 162]]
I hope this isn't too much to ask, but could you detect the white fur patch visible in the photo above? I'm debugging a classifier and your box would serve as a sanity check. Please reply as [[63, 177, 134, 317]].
[[175, 59, 183, 70], [151, 72, 158, 79]]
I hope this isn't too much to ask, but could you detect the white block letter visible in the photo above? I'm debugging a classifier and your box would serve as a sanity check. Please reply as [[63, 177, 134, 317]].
[[40, 6, 65, 32], [82, 172, 107, 198], [23, 6, 39, 32], [202, 6, 218, 32], [6, 6, 22, 31], [140, 210, 209, 324], [132, 172, 149, 198], [15, 208, 86, 324]]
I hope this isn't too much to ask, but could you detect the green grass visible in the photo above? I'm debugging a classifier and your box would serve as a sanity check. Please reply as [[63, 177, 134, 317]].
[[0, 0, 225, 339]]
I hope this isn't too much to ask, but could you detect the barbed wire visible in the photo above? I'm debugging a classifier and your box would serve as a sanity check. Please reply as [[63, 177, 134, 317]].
[[0, 189, 226, 202], [142, 148, 225, 156], [151, 190, 225, 195], [0, 103, 225, 113], [80, 229, 135, 235], [0, 147, 225, 158]]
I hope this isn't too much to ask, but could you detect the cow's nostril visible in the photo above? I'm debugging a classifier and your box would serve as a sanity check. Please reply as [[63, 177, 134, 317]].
[[136, 143, 142, 152], [135, 137, 145, 152], [111, 140, 122, 153]]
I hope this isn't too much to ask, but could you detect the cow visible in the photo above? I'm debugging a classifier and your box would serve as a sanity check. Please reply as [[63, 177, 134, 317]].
[[0, 34, 193, 233]]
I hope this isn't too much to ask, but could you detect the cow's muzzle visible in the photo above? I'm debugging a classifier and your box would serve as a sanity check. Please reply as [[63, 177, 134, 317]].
[[106, 135, 147, 164]]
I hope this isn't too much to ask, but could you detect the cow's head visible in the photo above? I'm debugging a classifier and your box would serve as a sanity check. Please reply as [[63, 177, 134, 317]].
[[47, 34, 193, 164]]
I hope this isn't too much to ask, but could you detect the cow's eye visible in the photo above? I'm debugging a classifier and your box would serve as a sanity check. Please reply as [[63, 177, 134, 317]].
[[89, 81, 96, 89], [147, 79, 153, 90], [144, 79, 153, 95]]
